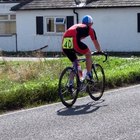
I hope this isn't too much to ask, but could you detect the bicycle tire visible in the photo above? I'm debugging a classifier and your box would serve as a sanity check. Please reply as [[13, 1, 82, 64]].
[[58, 67, 79, 107], [87, 64, 105, 101]]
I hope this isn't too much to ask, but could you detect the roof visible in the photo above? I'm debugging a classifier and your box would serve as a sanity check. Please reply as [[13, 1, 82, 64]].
[[11, 0, 77, 10], [85, 0, 140, 8], [11, 0, 140, 11]]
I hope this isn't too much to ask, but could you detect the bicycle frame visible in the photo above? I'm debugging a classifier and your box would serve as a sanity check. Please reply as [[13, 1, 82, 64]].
[[73, 51, 107, 81], [74, 51, 107, 91], [58, 51, 108, 107]]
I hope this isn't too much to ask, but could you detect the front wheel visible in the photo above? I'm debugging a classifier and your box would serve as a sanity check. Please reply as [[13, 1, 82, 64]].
[[58, 67, 79, 107], [87, 64, 105, 101]]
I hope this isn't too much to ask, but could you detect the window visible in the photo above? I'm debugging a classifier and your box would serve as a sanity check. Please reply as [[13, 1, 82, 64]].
[[46, 18, 54, 32], [45, 17, 65, 33], [36, 16, 74, 35], [0, 14, 16, 35], [55, 17, 65, 24], [137, 13, 140, 32]]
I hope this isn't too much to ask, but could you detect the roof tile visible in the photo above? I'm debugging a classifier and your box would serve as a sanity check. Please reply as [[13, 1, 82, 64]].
[[11, 0, 140, 11]]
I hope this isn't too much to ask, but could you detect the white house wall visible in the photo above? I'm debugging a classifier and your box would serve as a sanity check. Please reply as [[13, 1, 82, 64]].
[[16, 7, 140, 52], [0, 3, 17, 13], [78, 7, 140, 52], [16, 10, 76, 52], [0, 35, 17, 51]]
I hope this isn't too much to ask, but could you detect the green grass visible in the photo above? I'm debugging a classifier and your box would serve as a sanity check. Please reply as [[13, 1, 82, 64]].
[[0, 56, 140, 113], [105, 57, 140, 87]]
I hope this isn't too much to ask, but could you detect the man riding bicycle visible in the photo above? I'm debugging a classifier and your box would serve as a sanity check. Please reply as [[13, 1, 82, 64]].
[[62, 15, 102, 82]]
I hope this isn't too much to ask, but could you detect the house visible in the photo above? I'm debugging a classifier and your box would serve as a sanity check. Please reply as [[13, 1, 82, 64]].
[[1, 0, 140, 52]]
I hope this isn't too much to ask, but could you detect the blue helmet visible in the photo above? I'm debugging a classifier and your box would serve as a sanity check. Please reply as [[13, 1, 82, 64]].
[[82, 15, 93, 25]]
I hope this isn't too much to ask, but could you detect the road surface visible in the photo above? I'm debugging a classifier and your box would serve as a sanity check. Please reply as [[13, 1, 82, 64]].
[[0, 84, 140, 140]]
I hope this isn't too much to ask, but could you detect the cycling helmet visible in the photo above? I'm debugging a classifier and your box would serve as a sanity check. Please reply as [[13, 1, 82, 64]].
[[82, 15, 93, 25]]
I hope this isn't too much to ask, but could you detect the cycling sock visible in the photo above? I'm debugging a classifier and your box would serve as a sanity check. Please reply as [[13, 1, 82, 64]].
[[69, 80, 74, 86], [86, 71, 93, 79], [87, 71, 92, 76]]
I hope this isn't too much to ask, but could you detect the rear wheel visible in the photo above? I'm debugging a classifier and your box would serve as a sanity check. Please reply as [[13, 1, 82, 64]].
[[58, 67, 79, 107], [87, 64, 105, 101]]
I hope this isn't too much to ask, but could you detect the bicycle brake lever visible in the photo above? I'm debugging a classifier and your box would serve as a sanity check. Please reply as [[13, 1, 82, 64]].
[[91, 51, 108, 62]]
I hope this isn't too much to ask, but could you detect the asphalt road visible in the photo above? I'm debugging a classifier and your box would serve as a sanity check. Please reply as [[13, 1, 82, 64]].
[[0, 84, 140, 140]]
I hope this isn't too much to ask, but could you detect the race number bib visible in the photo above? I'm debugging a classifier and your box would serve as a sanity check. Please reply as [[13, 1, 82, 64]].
[[62, 37, 73, 49]]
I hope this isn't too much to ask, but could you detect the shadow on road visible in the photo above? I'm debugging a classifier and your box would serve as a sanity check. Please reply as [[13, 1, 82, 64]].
[[57, 99, 107, 116]]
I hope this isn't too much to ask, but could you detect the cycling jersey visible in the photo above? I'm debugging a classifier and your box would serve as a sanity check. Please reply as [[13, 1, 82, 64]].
[[62, 23, 97, 62]]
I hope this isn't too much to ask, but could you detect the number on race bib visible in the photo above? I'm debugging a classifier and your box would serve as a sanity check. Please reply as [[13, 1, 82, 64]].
[[62, 38, 73, 49]]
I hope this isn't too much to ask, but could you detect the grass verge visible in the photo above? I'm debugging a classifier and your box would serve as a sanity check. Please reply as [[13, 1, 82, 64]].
[[0, 56, 140, 113]]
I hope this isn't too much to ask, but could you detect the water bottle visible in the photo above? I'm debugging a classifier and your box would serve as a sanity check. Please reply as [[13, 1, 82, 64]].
[[82, 69, 87, 80]]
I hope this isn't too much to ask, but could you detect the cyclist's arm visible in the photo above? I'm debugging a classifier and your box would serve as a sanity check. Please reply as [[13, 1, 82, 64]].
[[89, 28, 101, 52], [93, 39, 101, 52]]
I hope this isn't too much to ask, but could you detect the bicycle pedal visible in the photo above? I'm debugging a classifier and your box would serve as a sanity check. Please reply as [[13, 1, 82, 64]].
[[86, 79, 93, 84], [68, 86, 74, 92], [80, 83, 87, 92]]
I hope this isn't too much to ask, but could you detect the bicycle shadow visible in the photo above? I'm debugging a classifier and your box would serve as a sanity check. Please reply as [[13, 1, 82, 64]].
[[57, 99, 107, 116]]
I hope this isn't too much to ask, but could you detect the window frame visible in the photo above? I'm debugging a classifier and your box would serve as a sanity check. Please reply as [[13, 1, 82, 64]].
[[137, 13, 140, 33], [36, 16, 74, 35], [0, 14, 16, 35], [44, 16, 66, 34], [55, 17, 65, 24]]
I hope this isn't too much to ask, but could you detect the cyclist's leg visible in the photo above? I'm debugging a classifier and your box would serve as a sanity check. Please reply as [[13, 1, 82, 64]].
[[63, 49, 77, 62], [63, 49, 77, 86], [74, 39, 93, 79], [85, 51, 94, 80], [85, 50, 92, 73]]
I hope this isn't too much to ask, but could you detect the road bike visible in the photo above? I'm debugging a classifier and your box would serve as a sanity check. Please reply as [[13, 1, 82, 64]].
[[58, 51, 108, 107]]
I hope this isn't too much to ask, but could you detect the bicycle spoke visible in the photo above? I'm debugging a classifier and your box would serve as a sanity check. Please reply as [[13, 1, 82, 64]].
[[58, 67, 79, 107], [87, 64, 105, 101]]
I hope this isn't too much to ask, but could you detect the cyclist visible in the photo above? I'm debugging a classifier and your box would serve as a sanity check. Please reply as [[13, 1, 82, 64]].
[[62, 15, 101, 81]]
